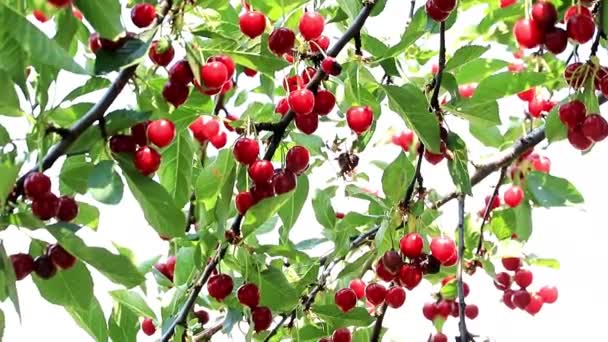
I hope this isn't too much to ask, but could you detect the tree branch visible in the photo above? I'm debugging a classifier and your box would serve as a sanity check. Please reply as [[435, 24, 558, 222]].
[[456, 195, 470, 342], [476, 166, 507, 255], [370, 302, 388, 342], [400, 148, 424, 209], [193, 321, 224, 341], [430, 21, 446, 111]]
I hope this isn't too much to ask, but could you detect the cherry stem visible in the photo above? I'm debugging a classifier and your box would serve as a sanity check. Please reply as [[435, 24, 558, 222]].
[[370, 302, 389, 342], [476, 166, 508, 255]]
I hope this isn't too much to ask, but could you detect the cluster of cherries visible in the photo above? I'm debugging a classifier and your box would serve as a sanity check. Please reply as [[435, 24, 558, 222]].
[[558, 99, 608, 150], [493, 257, 558, 315], [109, 119, 176, 175], [188, 115, 232, 149], [422, 276, 478, 342], [425, 0, 457, 22], [233, 140, 310, 214], [23, 172, 78, 222], [514, 2, 597, 54], [10, 244, 76, 280]]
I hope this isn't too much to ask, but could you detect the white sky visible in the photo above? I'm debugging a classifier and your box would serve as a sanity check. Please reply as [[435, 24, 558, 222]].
[[2, 0, 608, 341]]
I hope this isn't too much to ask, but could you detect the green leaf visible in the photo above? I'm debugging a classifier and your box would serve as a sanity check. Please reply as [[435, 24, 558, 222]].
[[174, 247, 200, 286], [311, 305, 374, 327], [0, 123, 10, 145], [337, 0, 362, 19], [108, 303, 138, 342], [0, 4, 88, 75], [444, 45, 489, 71], [469, 122, 503, 148], [159, 131, 195, 209], [472, 71, 548, 102], [526, 255, 560, 269], [118, 155, 186, 238], [279, 175, 309, 233], [491, 202, 533, 241], [73, 0, 123, 39], [48, 103, 95, 127], [545, 105, 567, 143], [381, 152, 415, 204], [88, 160, 124, 205], [453, 59, 508, 84], [0, 161, 20, 211], [62, 77, 111, 102], [110, 290, 156, 319], [73, 202, 100, 230], [196, 149, 236, 211], [444, 97, 501, 126], [0, 309, 4, 339], [256, 266, 299, 312], [242, 193, 293, 238], [291, 132, 326, 157], [525, 171, 583, 207], [66, 299, 109, 342], [337, 250, 375, 279], [0, 242, 20, 318], [383, 85, 441, 153], [312, 187, 337, 230], [94, 38, 150, 74], [0, 71, 19, 116], [49, 224, 145, 288], [446, 133, 472, 195], [59, 155, 94, 195]]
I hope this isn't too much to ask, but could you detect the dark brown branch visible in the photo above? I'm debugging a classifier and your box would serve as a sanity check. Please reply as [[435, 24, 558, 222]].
[[476, 166, 507, 255], [400, 147, 424, 209], [45, 126, 71, 139], [193, 321, 224, 341], [213, 93, 226, 115], [456, 195, 470, 342], [590, 1, 604, 57], [370, 302, 388, 342], [354, 31, 362, 56], [430, 21, 446, 110]]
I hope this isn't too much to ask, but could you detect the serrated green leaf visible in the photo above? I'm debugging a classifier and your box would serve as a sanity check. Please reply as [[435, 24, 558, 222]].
[[110, 290, 156, 319], [337, 250, 375, 279], [159, 131, 195, 209], [88, 160, 124, 205], [174, 247, 200, 286], [545, 106, 567, 143], [381, 152, 415, 204], [453, 59, 508, 84], [312, 187, 337, 230], [472, 71, 548, 102], [59, 155, 94, 195], [525, 171, 583, 207], [108, 303, 138, 342], [469, 122, 503, 148], [444, 45, 489, 71], [526, 255, 560, 269], [242, 193, 293, 238], [0, 162, 20, 212], [62, 77, 111, 103], [311, 305, 374, 327], [73, 202, 100, 230], [256, 266, 299, 312], [279, 175, 309, 234], [446, 132, 472, 195], [66, 299, 108, 342]]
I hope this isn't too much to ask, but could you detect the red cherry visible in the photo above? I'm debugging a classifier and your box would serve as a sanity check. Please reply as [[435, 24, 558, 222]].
[[201, 62, 229, 89], [430, 236, 456, 263], [207, 273, 233, 301], [169, 60, 194, 84], [56, 196, 78, 222], [194, 310, 209, 325], [109, 135, 136, 154], [399, 232, 424, 258], [134, 146, 161, 176], [500, 0, 517, 8], [299, 12, 324, 41], [441, 251, 458, 266], [530, 155, 551, 173], [543, 28, 568, 55], [458, 84, 476, 98], [564, 5, 592, 22], [386, 286, 406, 308], [528, 97, 547, 118], [233, 138, 259, 165], [531, 1, 557, 29], [10, 253, 34, 280], [301, 67, 316, 84], [513, 18, 543, 49], [244, 68, 257, 77], [346, 106, 374, 134], [381, 250, 403, 275], [162, 81, 189, 107], [423, 302, 438, 320], [47, 244, 76, 269], [558, 100, 586, 127], [268, 28, 296, 55], [365, 283, 387, 306], [335, 288, 357, 312], [32, 192, 59, 220], [507, 63, 525, 73], [564, 62, 588, 89], [538, 285, 558, 304], [332, 328, 351, 342], [568, 126, 593, 150], [273, 170, 297, 194], [392, 130, 415, 151], [239, 11, 266, 39], [208, 55, 236, 79], [235, 191, 256, 214], [48, 0, 71, 7], [425, 0, 450, 22], [33, 10, 48, 23], [89, 33, 102, 53], [525, 294, 544, 315], [484, 194, 501, 211], [517, 88, 536, 102], [398, 264, 422, 290], [286, 146, 310, 175], [283, 53, 295, 64], [131, 3, 156, 28], [310, 35, 330, 53], [248, 160, 274, 184], [154, 262, 172, 281], [33, 255, 57, 279], [313, 90, 335, 115], [283, 75, 305, 92], [349, 279, 366, 299], [210, 131, 227, 149], [494, 272, 512, 290], [503, 186, 524, 208], [141, 318, 156, 336], [149, 41, 174, 66], [376, 260, 397, 282], [502, 257, 521, 271], [237, 283, 260, 308], [432, 333, 448, 342], [321, 57, 341, 76], [24, 172, 51, 200], [599, 73, 608, 94], [464, 304, 479, 319], [582, 114, 608, 142], [567, 14, 595, 44], [503, 290, 516, 309], [275, 97, 290, 115], [295, 112, 319, 134], [433, 0, 456, 12], [251, 306, 272, 332], [436, 300, 452, 317], [250, 182, 275, 202], [288, 89, 315, 116], [514, 269, 533, 288], [146, 119, 175, 148]]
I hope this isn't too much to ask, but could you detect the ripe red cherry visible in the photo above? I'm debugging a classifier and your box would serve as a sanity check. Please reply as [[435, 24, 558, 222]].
[[441, 251, 458, 266], [165, 256, 176, 279], [335, 288, 357, 312], [24, 172, 51, 200], [321, 57, 341, 76], [517, 88, 536, 102], [332, 328, 352, 342], [433, 0, 456, 12], [381, 250, 403, 275], [199, 117, 220, 140], [283, 75, 304, 92], [538, 285, 558, 304], [313, 90, 336, 115], [310, 35, 330, 53], [47, 244, 76, 269], [500, 0, 516, 8], [430, 236, 456, 263], [376, 260, 397, 282], [503, 186, 524, 208], [514, 269, 533, 288], [568, 126, 593, 150], [237, 283, 260, 308], [503, 290, 516, 309], [299, 12, 324, 41], [169, 60, 194, 84], [564, 5, 592, 22], [432, 333, 448, 342], [567, 14, 595, 44], [273, 170, 297, 194], [239, 11, 266, 39], [251, 306, 272, 332], [89, 33, 102, 53], [399, 264, 422, 290], [243, 67, 257, 77], [149, 41, 175, 66], [399, 232, 424, 258], [484, 195, 501, 211], [250, 181, 275, 202], [210, 131, 227, 149], [268, 28, 296, 55], [346, 106, 374, 134], [423, 302, 437, 320], [10, 253, 34, 280], [582, 114, 608, 142], [56, 196, 78, 221], [162, 81, 189, 107], [33, 9, 48, 23], [233, 138, 259, 165], [248, 160, 274, 184], [436, 300, 452, 317], [349, 279, 366, 299], [207, 55, 236, 79], [513, 18, 543, 49], [288, 89, 315, 115], [425, 1, 450, 22], [146, 119, 175, 148], [48, 0, 71, 7], [301, 67, 316, 84], [502, 257, 521, 271], [275, 97, 290, 115], [527, 97, 547, 118], [386, 286, 406, 308], [235, 191, 256, 214], [494, 272, 512, 290], [458, 84, 476, 98], [525, 293, 544, 315], [32, 192, 59, 220], [286, 146, 310, 175], [543, 28, 568, 55], [141, 318, 156, 336], [295, 112, 319, 134], [531, 1, 557, 29], [200, 62, 229, 89], [365, 283, 386, 306], [464, 304, 479, 319], [134, 146, 161, 175], [154, 262, 173, 281], [558, 100, 586, 127], [530, 155, 551, 173], [194, 310, 209, 325], [109, 135, 136, 154], [131, 3, 156, 28], [33, 255, 57, 279], [207, 273, 234, 301]]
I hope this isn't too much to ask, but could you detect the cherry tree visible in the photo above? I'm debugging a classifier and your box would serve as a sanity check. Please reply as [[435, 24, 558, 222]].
[[0, 0, 605, 341]]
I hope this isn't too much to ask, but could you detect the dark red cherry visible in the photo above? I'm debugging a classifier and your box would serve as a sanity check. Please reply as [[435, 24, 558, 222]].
[[56, 196, 78, 222], [268, 28, 296, 55], [131, 3, 156, 28], [335, 288, 357, 312], [149, 41, 175, 67], [10, 253, 34, 280], [237, 283, 260, 308], [24, 172, 51, 200]]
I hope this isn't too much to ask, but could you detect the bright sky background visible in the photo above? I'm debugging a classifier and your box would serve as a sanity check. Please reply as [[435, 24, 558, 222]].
[[2, 0, 608, 341]]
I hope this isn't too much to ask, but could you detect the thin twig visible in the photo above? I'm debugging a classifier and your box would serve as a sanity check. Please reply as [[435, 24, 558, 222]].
[[401, 149, 424, 209], [456, 195, 470, 342], [354, 31, 362, 56], [370, 302, 388, 342], [192, 321, 224, 341], [430, 22, 446, 111], [476, 166, 507, 255]]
